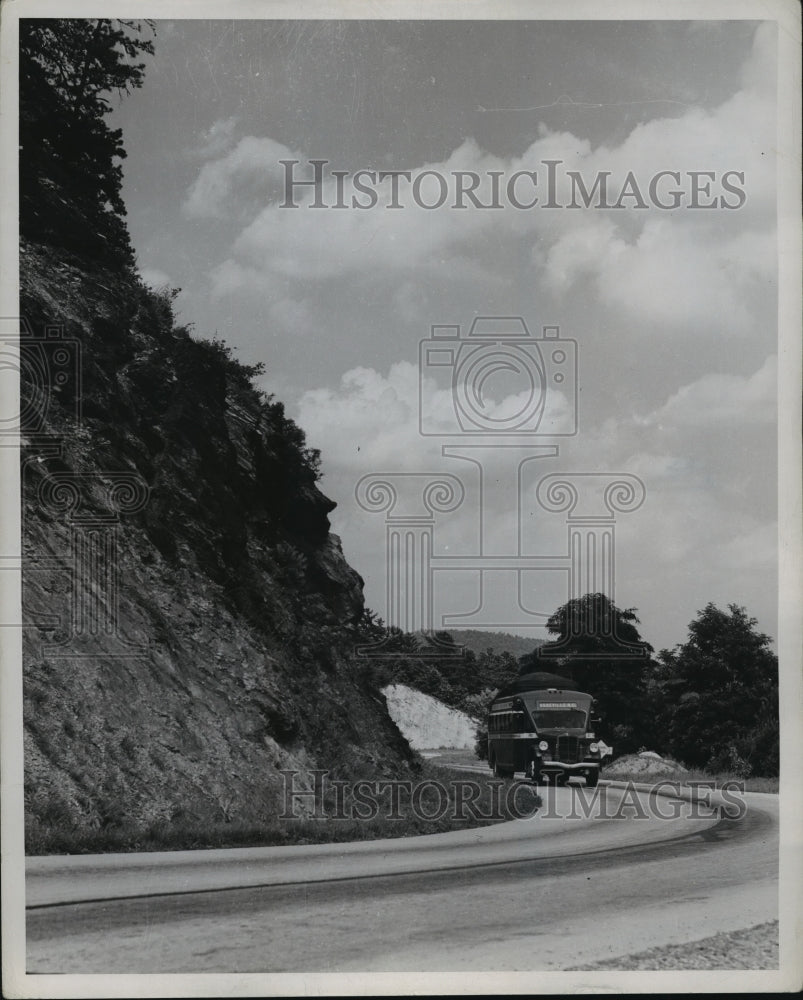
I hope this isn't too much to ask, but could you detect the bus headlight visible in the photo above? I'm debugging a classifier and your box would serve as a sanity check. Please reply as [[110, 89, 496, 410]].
[[538, 740, 549, 751], [589, 742, 600, 754]]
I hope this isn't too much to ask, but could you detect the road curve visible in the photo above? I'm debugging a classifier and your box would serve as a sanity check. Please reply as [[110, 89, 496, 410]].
[[27, 783, 717, 907], [26, 785, 778, 973]]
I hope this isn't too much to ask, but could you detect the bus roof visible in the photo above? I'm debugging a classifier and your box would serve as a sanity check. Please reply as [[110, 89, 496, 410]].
[[497, 671, 581, 696]]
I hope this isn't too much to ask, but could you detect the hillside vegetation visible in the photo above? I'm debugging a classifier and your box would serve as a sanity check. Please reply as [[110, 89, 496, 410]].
[[19, 21, 419, 851], [20, 239, 424, 850], [422, 630, 543, 660]]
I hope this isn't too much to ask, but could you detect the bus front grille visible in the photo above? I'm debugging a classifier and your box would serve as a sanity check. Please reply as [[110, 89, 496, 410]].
[[555, 736, 584, 763]]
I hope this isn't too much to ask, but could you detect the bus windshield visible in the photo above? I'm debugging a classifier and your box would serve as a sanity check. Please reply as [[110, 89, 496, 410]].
[[534, 708, 587, 731]]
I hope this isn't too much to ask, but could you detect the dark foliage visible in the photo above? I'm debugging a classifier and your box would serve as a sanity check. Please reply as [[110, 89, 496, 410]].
[[356, 614, 520, 717], [522, 593, 654, 753], [19, 19, 154, 266], [654, 603, 779, 777], [20, 249, 328, 635]]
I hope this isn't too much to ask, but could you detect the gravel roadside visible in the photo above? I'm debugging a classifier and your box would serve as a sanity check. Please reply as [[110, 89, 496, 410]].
[[571, 920, 778, 970]]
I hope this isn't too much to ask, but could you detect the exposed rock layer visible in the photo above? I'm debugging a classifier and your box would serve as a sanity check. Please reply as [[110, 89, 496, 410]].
[[382, 684, 478, 750], [20, 241, 416, 841]]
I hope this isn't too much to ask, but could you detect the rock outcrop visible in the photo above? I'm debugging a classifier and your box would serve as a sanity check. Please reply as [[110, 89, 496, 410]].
[[20, 241, 416, 845], [381, 684, 478, 750]]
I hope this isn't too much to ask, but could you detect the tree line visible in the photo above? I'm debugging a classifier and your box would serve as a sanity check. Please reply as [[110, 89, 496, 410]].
[[358, 594, 779, 778], [20, 18, 154, 266]]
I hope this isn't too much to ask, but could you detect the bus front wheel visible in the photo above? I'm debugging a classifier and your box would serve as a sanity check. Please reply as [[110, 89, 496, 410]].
[[493, 760, 514, 779]]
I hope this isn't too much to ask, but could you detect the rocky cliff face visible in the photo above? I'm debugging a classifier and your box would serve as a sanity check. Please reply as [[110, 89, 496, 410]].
[[20, 241, 415, 847]]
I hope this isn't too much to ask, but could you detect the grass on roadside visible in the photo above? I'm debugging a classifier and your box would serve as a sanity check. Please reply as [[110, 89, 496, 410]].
[[426, 749, 780, 794], [24, 763, 541, 855], [601, 766, 778, 794]]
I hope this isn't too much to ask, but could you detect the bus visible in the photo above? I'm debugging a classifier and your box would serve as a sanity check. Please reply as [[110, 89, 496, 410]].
[[486, 671, 612, 786]]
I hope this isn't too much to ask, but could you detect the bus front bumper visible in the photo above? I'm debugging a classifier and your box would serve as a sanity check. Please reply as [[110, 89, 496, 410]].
[[540, 761, 599, 775]]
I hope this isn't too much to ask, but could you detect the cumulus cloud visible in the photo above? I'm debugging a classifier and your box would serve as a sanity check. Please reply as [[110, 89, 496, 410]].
[[138, 267, 174, 290], [299, 363, 436, 473], [183, 135, 296, 219], [641, 354, 776, 428], [209, 258, 285, 299], [299, 357, 574, 477], [740, 20, 777, 98], [296, 334, 777, 646], [196, 20, 775, 303], [176, 23, 780, 649], [544, 219, 776, 334], [191, 116, 239, 160]]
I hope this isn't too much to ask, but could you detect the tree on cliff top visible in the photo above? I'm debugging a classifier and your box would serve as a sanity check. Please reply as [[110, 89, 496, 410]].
[[19, 19, 154, 266], [521, 593, 654, 753]]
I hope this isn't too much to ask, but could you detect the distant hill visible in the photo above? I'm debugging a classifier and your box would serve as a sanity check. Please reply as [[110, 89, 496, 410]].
[[442, 630, 544, 660], [369, 630, 544, 717]]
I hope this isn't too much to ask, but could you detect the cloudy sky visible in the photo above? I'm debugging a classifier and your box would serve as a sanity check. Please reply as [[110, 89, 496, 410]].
[[113, 18, 779, 653]]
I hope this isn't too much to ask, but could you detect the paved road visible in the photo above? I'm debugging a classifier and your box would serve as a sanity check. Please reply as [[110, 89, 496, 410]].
[[26, 785, 778, 973]]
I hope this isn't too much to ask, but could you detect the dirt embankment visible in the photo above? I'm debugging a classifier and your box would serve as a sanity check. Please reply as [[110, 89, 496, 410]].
[[603, 750, 689, 778], [572, 920, 778, 970]]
